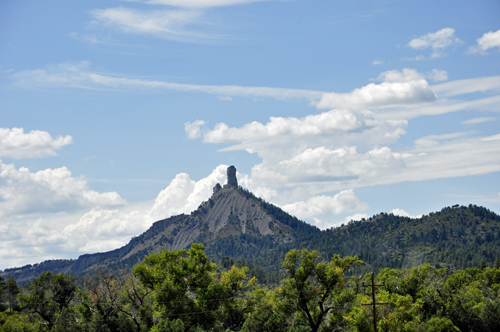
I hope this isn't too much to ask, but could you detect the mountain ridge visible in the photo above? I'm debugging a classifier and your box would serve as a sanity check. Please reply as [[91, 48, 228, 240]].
[[1, 167, 317, 284], [2, 167, 500, 285]]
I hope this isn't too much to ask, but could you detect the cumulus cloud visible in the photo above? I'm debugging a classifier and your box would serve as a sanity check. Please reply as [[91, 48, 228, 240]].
[[63, 208, 147, 253], [378, 68, 450, 85], [147, 165, 228, 221], [200, 109, 370, 143], [185, 120, 206, 139], [191, 109, 408, 178], [469, 29, 500, 54], [390, 208, 422, 219], [249, 145, 411, 194], [282, 189, 368, 222], [316, 69, 437, 109], [0, 160, 125, 218], [0, 128, 73, 159], [407, 27, 463, 58], [390, 208, 410, 217], [426, 69, 448, 82], [376, 68, 425, 82]]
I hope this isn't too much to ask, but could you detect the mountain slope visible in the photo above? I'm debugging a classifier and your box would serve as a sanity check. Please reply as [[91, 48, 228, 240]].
[[2, 166, 500, 285], [1, 166, 318, 284]]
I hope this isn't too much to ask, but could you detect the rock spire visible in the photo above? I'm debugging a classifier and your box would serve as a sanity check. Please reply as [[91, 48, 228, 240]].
[[227, 166, 238, 187]]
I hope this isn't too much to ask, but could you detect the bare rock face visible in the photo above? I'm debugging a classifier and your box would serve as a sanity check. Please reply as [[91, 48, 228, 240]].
[[213, 183, 222, 194], [227, 165, 238, 187]]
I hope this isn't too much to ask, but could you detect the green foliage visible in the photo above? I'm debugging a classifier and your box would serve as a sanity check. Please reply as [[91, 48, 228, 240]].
[[279, 249, 362, 332], [425, 317, 460, 332], [18, 271, 76, 329], [134, 243, 257, 331], [4, 242, 500, 332], [4, 278, 19, 312], [0, 309, 42, 332]]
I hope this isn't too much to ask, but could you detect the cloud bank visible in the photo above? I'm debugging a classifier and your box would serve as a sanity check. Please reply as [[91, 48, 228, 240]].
[[0, 160, 125, 219]]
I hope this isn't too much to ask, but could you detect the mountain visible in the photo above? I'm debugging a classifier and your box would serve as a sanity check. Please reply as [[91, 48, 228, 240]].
[[2, 166, 500, 285], [1, 166, 319, 284]]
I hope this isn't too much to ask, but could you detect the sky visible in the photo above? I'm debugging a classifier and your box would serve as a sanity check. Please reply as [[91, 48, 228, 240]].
[[1, 0, 500, 270]]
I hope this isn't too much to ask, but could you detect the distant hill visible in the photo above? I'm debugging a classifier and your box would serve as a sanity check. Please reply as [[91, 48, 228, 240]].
[[316, 204, 500, 274], [2, 166, 500, 285]]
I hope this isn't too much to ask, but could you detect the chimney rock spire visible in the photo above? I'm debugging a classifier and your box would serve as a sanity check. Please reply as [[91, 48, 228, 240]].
[[227, 166, 238, 187]]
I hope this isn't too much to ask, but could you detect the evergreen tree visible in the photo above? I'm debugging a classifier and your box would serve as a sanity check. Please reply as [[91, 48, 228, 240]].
[[5, 276, 20, 312]]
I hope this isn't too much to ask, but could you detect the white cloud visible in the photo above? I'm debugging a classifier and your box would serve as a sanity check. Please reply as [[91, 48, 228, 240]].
[[63, 208, 147, 253], [401, 55, 426, 61], [390, 208, 409, 217], [342, 213, 369, 224], [193, 122, 500, 206], [431, 76, 500, 97], [390, 208, 422, 219], [147, 165, 228, 221], [0, 160, 125, 218], [378, 68, 448, 85], [469, 29, 500, 54], [316, 69, 437, 109], [372, 60, 384, 65], [0, 128, 73, 159], [376, 68, 424, 82], [200, 109, 371, 143], [414, 132, 468, 147], [379, 94, 500, 120], [137, 0, 268, 8], [90, 7, 213, 42], [426, 69, 448, 82], [480, 133, 500, 142], [407, 27, 463, 58], [12, 61, 324, 102], [282, 189, 368, 222], [249, 145, 411, 194], [185, 120, 206, 139], [461, 117, 496, 125]]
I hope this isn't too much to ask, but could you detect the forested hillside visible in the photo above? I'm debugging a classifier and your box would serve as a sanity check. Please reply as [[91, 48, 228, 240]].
[[1, 244, 500, 331], [203, 203, 500, 283]]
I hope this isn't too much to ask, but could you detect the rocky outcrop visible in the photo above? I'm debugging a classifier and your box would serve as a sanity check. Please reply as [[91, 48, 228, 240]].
[[227, 165, 238, 187], [204, 185, 274, 236], [213, 183, 222, 194]]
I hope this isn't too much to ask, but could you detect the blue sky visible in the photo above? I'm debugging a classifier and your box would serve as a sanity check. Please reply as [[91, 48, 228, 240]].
[[1, 0, 500, 269]]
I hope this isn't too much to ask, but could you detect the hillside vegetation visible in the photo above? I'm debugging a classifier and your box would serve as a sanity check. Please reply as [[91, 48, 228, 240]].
[[2, 244, 500, 331]]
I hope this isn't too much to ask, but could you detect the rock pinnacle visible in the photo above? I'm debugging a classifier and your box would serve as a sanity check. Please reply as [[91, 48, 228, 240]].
[[227, 166, 238, 187]]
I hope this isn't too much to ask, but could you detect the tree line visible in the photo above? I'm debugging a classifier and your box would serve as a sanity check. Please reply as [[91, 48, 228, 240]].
[[1, 243, 500, 331]]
